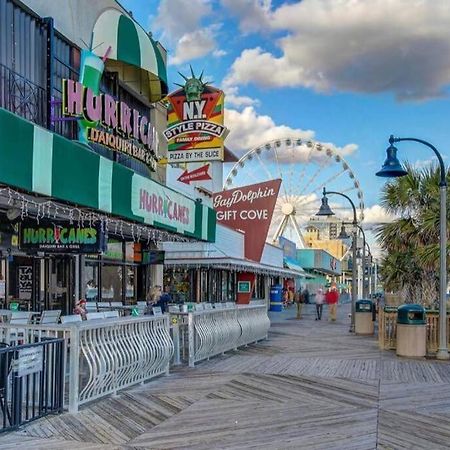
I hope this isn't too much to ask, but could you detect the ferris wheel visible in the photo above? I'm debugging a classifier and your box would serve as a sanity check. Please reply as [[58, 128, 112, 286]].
[[223, 137, 364, 248]]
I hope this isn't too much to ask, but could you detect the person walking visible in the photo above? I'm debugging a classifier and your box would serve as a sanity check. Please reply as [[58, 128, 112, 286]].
[[315, 287, 325, 320], [282, 288, 289, 308], [303, 288, 310, 304], [288, 288, 295, 307], [157, 286, 172, 313], [326, 287, 339, 322], [295, 289, 304, 319]]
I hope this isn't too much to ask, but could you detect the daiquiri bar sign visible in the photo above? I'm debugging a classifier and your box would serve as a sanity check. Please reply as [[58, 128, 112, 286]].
[[62, 79, 158, 169]]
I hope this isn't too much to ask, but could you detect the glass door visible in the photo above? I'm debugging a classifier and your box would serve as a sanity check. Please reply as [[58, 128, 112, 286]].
[[46, 257, 74, 315]]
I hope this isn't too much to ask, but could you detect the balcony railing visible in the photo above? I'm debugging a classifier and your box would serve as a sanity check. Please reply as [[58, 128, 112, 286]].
[[0, 63, 47, 128]]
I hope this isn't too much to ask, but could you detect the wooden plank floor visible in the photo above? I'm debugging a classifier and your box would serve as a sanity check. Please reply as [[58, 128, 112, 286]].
[[4, 304, 450, 449]]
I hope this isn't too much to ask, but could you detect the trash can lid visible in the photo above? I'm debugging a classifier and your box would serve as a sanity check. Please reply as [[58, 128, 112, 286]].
[[397, 303, 426, 324], [356, 299, 373, 304], [397, 303, 425, 312]]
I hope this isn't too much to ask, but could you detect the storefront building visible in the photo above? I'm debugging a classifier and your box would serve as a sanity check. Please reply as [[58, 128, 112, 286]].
[[163, 224, 306, 305], [296, 248, 342, 297], [0, 0, 216, 313]]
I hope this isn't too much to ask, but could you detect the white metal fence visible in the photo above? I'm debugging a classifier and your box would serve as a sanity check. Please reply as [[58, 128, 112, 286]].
[[172, 304, 270, 367], [0, 303, 270, 412], [0, 316, 173, 412]]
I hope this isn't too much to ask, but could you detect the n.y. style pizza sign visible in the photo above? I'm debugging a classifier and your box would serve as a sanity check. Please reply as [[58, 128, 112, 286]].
[[213, 179, 281, 262], [163, 69, 228, 164]]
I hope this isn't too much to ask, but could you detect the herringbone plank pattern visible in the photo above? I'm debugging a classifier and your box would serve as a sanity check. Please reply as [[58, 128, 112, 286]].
[[3, 304, 450, 449]]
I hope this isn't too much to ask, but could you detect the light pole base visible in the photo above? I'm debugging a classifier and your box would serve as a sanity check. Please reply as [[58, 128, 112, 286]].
[[436, 349, 450, 360]]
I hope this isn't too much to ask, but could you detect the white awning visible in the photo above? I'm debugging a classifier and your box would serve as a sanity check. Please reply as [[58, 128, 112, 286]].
[[164, 257, 310, 278]]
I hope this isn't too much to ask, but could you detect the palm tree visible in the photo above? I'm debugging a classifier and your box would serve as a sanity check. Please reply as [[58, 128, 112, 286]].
[[376, 163, 450, 307]]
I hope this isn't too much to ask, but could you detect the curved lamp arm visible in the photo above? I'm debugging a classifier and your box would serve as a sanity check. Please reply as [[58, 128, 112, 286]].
[[323, 188, 358, 224], [390, 135, 447, 186]]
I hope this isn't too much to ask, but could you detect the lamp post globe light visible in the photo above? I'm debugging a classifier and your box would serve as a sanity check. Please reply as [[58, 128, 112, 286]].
[[317, 187, 358, 332], [377, 135, 449, 360]]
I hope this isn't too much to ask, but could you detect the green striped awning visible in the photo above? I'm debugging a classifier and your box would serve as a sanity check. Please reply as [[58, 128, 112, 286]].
[[91, 9, 167, 102], [0, 108, 216, 242]]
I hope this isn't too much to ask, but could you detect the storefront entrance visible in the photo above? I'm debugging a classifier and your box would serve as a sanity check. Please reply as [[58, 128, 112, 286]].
[[2, 254, 75, 314], [42, 257, 74, 315]]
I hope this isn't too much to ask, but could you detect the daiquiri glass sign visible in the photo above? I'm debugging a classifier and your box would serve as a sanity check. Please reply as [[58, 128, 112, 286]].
[[19, 222, 106, 253], [62, 76, 158, 170]]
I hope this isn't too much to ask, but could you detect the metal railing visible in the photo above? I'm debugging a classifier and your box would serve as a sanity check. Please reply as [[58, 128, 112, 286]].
[[1, 338, 64, 433], [0, 315, 173, 413], [0, 63, 47, 128], [171, 304, 270, 367], [378, 307, 450, 354]]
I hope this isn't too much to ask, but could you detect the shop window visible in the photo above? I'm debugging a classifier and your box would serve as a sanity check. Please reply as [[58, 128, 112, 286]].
[[221, 271, 228, 302], [200, 270, 208, 302], [84, 261, 99, 302], [8, 256, 34, 308], [0, 0, 47, 127], [228, 272, 236, 302], [164, 268, 192, 303], [104, 240, 124, 261], [125, 266, 136, 303], [101, 265, 123, 301], [252, 275, 266, 300]]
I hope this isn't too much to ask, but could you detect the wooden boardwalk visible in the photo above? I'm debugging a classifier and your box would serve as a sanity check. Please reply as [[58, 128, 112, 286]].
[[3, 304, 450, 449]]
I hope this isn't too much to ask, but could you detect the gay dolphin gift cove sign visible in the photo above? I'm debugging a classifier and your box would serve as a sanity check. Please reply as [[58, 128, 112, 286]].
[[213, 179, 281, 262], [163, 70, 228, 163]]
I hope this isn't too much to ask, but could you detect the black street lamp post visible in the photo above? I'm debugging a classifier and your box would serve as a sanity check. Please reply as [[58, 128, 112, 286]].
[[340, 222, 369, 299], [317, 187, 358, 332], [377, 135, 448, 360]]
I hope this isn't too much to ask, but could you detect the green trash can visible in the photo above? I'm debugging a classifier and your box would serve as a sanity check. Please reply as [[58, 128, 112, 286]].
[[396, 304, 426, 357], [355, 299, 374, 335]]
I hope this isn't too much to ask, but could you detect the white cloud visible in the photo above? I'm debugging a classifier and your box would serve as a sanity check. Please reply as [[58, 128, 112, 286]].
[[363, 205, 395, 225], [226, 0, 450, 100], [169, 28, 217, 65], [152, 0, 220, 65], [224, 106, 358, 164], [224, 106, 314, 154], [225, 47, 305, 89], [152, 0, 213, 41], [213, 49, 227, 58], [223, 86, 260, 108], [221, 0, 272, 34]]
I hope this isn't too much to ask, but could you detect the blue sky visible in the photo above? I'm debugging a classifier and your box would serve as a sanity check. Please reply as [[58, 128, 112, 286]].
[[120, 0, 450, 251]]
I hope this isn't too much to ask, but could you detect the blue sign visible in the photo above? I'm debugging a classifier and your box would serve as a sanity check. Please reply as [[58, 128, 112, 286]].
[[279, 236, 297, 259]]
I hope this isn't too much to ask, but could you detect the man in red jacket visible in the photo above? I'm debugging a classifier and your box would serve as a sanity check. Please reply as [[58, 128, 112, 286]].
[[326, 287, 339, 321]]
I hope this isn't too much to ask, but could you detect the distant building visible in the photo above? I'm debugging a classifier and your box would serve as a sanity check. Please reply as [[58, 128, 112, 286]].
[[304, 223, 349, 260]]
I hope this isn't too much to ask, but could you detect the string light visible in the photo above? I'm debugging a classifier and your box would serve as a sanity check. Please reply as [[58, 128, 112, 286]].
[[0, 186, 190, 244]]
